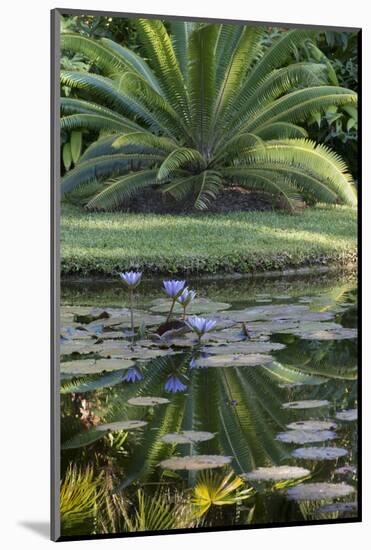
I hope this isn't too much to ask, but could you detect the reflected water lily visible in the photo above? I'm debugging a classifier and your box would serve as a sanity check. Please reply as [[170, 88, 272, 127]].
[[186, 316, 217, 342], [177, 288, 196, 318], [122, 367, 143, 383], [164, 375, 187, 393]]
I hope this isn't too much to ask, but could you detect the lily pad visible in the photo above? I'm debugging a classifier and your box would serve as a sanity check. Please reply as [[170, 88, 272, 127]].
[[334, 465, 357, 476], [60, 358, 134, 374], [276, 430, 337, 444], [315, 502, 357, 515], [286, 420, 337, 431], [96, 420, 147, 432], [242, 465, 310, 482], [223, 304, 309, 323], [159, 455, 231, 471], [128, 396, 170, 406], [150, 298, 231, 315], [292, 447, 348, 460], [98, 341, 170, 359], [282, 400, 330, 410], [202, 342, 286, 354], [335, 409, 357, 421], [60, 340, 101, 356], [161, 431, 215, 444], [195, 353, 273, 368], [299, 328, 358, 340], [286, 482, 355, 501]]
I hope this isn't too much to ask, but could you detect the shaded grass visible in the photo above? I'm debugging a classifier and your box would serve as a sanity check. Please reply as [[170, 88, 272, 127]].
[[61, 204, 357, 276]]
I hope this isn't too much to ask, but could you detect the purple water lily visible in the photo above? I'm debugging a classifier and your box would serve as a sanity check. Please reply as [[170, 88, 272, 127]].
[[122, 368, 143, 383], [186, 316, 217, 341], [163, 280, 186, 298], [164, 375, 187, 393], [177, 288, 196, 318], [163, 280, 186, 322], [119, 271, 142, 341], [120, 271, 142, 288]]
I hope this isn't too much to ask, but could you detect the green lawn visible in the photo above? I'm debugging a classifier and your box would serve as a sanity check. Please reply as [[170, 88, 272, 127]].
[[60, 204, 357, 277]]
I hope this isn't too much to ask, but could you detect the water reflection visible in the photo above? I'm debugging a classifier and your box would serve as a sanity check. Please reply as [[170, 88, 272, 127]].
[[60, 274, 358, 536]]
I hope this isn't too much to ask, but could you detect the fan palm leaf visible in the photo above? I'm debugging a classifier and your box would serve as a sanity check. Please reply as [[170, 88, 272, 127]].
[[60, 23, 357, 210]]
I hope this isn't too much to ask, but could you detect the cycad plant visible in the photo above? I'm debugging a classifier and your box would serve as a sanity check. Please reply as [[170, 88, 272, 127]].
[[60, 20, 357, 210]]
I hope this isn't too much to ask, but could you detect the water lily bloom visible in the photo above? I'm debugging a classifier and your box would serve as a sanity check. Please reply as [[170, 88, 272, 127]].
[[122, 368, 143, 383], [164, 375, 187, 393], [177, 288, 196, 307], [120, 271, 142, 288], [163, 280, 186, 299], [186, 316, 217, 340]]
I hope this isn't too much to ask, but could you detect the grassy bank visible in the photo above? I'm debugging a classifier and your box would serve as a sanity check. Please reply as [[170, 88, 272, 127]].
[[61, 204, 357, 277]]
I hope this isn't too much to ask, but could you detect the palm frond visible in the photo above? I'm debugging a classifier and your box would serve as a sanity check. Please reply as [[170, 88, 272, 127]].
[[157, 147, 206, 180], [255, 122, 308, 140], [170, 21, 195, 80], [86, 169, 159, 210], [112, 132, 179, 154]]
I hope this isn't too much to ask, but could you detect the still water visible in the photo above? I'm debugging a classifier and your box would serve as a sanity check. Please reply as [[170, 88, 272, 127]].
[[60, 273, 358, 536]]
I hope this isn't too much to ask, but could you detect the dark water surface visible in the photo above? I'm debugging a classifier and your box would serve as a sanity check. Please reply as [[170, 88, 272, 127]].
[[60, 273, 358, 536]]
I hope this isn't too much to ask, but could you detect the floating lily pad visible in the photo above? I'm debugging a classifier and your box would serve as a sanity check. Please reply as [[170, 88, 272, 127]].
[[299, 328, 358, 340], [128, 396, 170, 406], [98, 341, 170, 359], [276, 430, 337, 444], [282, 400, 330, 410], [150, 298, 231, 315], [242, 465, 310, 482], [161, 431, 215, 444], [195, 353, 273, 368], [291, 447, 348, 460], [223, 304, 309, 323], [96, 420, 147, 432], [286, 420, 337, 431], [336, 409, 357, 421], [334, 465, 357, 476], [60, 358, 135, 374], [286, 482, 355, 501], [60, 340, 101, 356], [159, 455, 231, 471], [202, 342, 286, 354], [315, 502, 357, 515]]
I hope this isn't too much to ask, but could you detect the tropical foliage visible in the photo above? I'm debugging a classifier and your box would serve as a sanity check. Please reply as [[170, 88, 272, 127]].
[[60, 20, 357, 210]]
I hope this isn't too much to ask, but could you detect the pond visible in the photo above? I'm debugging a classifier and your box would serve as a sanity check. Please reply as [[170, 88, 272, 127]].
[[59, 273, 358, 536]]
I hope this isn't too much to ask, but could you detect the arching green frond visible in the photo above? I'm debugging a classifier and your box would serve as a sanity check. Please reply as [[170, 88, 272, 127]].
[[214, 24, 245, 88], [100, 37, 163, 94], [118, 72, 191, 141], [212, 26, 263, 124], [135, 19, 189, 120], [112, 132, 178, 154], [188, 24, 219, 152], [222, 62, 329, 137], [223, 167, 302, 211], [86, 169, 159, 210], [223, 165, 339, 205], [157, 147, 206, 180], [61, 155, 163, 196], [213, 132, 265, 162], [78, 134, 165, 163], [247, 86, 357, 131], [242, 139, 357, 205], [61, 114, 139, 134], [160, 173, 203, 201], [193, 170, 223, 210], [61, 71, 136, 118], [255, 122, 308, 140], [245, 29, 315, 91], [170, 21, 195, 79], [61, 97, 144, 132], [61, 32, 129, 75]]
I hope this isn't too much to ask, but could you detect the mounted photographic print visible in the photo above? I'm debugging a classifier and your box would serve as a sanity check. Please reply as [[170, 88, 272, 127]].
[[51, 8, 361, 541]]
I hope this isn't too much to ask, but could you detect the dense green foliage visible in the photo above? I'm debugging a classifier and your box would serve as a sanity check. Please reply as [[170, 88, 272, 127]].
[[60, 20, 357, 211], [61, 204, 356, 276]]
